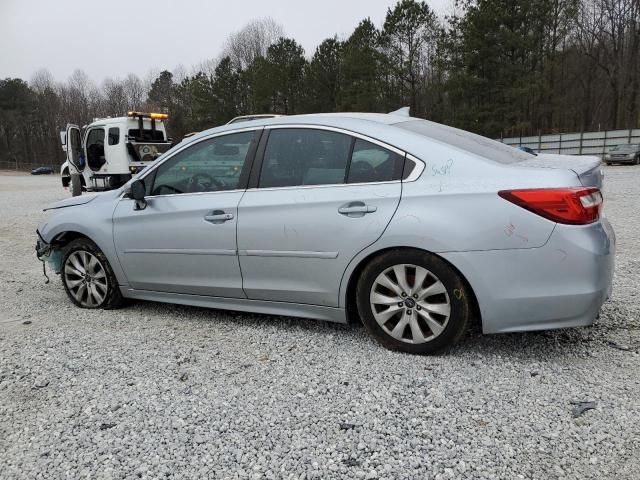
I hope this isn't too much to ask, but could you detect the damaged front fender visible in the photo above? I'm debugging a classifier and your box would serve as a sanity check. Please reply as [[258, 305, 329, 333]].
[[35, 232, 64, 275]]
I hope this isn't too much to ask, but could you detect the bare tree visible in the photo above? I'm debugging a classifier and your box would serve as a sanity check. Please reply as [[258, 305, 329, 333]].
[[222, 18, 285, 69], [576, 0, 640, 128], [102, 78, 128, 117], [60, 69, 96, 125], [172, 64, 188, 84], [123, 73, 145, 110], [30, 68, 55, 94], [193, 57, 219, 80]]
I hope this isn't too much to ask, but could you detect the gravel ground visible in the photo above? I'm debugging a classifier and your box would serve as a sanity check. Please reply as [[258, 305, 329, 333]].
[[0, 168, 638, 480]]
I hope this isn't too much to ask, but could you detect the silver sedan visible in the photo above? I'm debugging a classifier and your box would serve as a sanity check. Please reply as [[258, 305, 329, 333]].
[[36, 113, 615, 354]]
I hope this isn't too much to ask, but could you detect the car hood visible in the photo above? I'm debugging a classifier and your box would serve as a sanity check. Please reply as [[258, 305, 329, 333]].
[[43, 193, 100, 211]]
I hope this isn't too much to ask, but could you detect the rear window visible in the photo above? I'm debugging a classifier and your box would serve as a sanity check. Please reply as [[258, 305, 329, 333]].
[[395, 120, 532, 165], [108, 127, 120, 145], [128, 129, 165, 141]]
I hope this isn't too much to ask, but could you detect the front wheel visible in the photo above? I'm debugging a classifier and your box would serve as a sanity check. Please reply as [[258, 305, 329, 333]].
[[70, 173, 82, 197], [356, 249, 472, 354], [61, 238, 123, 309]]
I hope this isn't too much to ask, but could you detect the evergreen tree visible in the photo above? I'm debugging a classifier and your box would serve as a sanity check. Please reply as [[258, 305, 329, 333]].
[[304, 38, 343, 113], [382, 0, 439, 116], [339, 19, 384, 112]]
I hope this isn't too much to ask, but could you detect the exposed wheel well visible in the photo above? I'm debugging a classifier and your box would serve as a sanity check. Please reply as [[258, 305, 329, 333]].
[[62, 171, 86, 188], [51, 231, 94, 249], [61, 168, 70, 187], [344, 247, 482, 330]]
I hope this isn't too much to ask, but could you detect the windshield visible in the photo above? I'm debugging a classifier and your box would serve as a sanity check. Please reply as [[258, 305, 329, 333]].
[[395, 120, 532, 164], [609, 144, 639, 152]]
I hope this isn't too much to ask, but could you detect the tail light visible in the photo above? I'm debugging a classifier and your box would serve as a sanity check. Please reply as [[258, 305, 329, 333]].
[[498, 188, 603, 225]]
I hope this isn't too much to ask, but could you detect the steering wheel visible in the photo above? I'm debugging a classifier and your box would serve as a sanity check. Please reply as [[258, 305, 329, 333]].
[[187, 172, 223, 192]]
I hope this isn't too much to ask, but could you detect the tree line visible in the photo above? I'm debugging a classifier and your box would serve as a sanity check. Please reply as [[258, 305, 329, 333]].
[[1, 0, 639, 169]]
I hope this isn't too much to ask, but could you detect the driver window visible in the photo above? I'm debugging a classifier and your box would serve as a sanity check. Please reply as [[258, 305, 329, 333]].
[[86, 128, 106, 171], [150, 131, 257, 196]]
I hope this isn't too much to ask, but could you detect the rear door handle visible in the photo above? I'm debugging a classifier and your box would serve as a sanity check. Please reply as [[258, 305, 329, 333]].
[[204, 211, 234, 223], [338, 202, 377, 216]]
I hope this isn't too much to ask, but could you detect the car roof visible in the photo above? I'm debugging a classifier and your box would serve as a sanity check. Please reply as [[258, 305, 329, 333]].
[[186, 112, 417, 143], [172, 111, 529, 166]]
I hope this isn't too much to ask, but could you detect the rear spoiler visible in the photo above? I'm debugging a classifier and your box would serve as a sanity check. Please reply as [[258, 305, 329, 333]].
[[514, 154, 603, 188]]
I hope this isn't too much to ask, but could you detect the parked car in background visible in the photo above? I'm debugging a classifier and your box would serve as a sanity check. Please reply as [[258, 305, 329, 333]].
[[604, 144, 640, 165], [36, 112, 615, 354], [31, 166, 54, 175], [517, 146, 537, 155]]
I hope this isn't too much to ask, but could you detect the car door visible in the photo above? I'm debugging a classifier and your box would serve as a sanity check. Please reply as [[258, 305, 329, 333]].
[[113, 129, 261, 297], [237, 126, 405, 307]]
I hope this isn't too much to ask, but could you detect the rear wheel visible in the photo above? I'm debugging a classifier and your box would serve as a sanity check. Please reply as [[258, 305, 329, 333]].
[[356, 249, 472, 354], [61, 238, 123, 309]]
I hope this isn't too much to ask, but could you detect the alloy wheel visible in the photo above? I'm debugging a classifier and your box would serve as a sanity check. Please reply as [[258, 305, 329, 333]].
[[64, 250, 108, 307], [369, 264, 451, 344]]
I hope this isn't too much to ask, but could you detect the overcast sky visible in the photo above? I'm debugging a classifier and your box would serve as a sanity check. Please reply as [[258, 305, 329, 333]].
[[0, 0, 451, 84]]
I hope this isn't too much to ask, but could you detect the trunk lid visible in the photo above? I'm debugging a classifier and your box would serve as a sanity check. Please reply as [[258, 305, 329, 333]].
[[512, 153, 603, 188]]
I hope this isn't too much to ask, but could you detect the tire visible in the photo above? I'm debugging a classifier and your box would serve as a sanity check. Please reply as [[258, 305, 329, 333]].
[[635, 156, 640, 166], [71, 173, 82, 197], [606, 163, 612, 166], [61, 238, 123, 309], [356, 249, 472, 354]]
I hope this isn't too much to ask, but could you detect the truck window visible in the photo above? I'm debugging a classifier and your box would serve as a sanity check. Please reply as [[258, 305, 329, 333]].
[[86, 128, 106, 171], [128, 129, 165, 141], [108, 127, 120, 145]]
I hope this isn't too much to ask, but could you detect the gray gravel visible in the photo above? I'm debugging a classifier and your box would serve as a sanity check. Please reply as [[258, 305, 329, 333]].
[[1, 168, 639, 479]]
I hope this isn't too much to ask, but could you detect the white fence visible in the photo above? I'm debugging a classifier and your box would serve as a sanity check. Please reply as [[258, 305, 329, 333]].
[[500, 129, 640, 156]]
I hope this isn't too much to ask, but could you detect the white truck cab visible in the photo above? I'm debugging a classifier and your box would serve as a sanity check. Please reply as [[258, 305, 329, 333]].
[[60, 112, 173, 196]]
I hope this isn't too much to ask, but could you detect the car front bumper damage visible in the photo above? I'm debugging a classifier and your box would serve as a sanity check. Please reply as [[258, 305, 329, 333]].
[[35, 231, 63, 282]]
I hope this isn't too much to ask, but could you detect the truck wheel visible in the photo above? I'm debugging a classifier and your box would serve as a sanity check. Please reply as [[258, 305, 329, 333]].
[[71, 174, 82, 197]]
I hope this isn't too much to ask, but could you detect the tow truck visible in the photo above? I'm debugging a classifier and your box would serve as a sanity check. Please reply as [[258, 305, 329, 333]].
[[60, 111, 173, 196]]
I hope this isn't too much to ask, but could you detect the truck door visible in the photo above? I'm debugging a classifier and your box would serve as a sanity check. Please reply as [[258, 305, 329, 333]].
[[65, 124, 84, 174]]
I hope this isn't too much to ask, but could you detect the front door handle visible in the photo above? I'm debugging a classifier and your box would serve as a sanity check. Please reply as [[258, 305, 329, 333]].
[[204, 210, 234, 224], [338, 202, 377, 217]]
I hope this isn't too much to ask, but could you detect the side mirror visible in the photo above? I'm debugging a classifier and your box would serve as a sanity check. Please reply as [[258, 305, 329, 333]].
[[130, 179, 146, 200], [129, 179, 147, 210]]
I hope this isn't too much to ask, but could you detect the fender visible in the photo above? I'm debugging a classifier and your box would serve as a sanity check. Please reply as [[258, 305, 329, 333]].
[[38, 192, 129, 287]]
